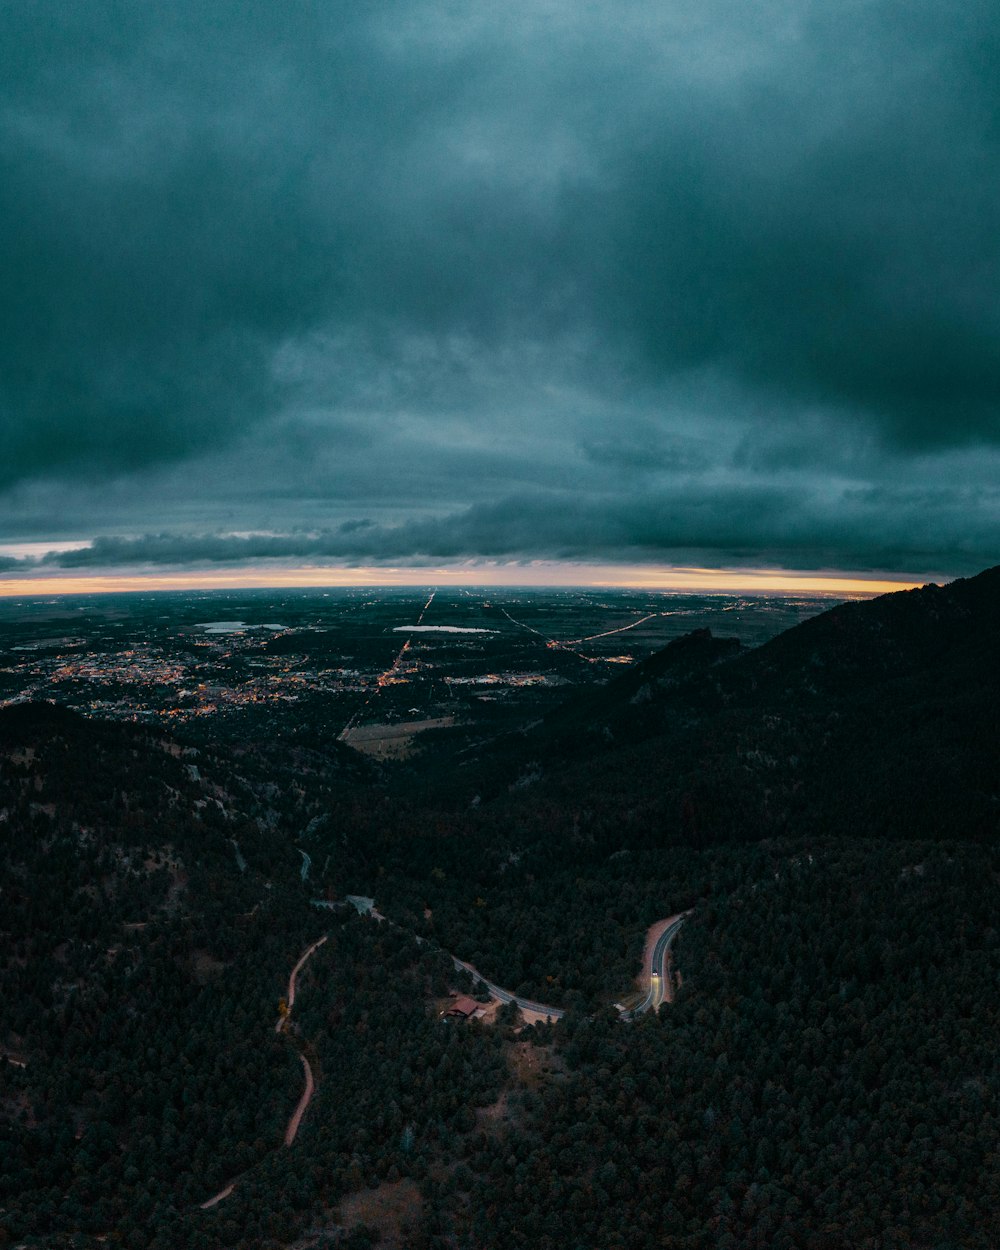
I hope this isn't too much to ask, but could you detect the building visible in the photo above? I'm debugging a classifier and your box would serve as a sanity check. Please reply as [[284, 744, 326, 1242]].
[[443, 995, 484, 1020]]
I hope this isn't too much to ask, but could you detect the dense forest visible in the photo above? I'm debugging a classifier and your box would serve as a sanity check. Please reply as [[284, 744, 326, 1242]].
[[1, 569, 998, 1246]]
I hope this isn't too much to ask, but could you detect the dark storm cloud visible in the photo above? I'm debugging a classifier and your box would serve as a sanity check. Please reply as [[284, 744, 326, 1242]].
[[0, 0, 601, 486], [1, 1, 998, 569], [606, 5, 1000, 447], [0, 3, 362, 483], [30, 471, 999, 575]]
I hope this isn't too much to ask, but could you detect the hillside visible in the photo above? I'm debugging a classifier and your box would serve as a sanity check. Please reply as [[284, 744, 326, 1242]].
[[1, 571, 998, 1248], [412, 566, 1000, 854]]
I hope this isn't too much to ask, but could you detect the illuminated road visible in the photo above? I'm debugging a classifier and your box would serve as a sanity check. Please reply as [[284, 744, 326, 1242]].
[[627, 913, 689, 1017], [498, 601, 674, 661], [497, 603, 597, 664], [497, 604, 555, 644], [415, 590, 436, 624], [338, 591, 436, 739], [450, 956, 565, 1021], [555, 611, 667, 647], [450, 912, 690, 1021]]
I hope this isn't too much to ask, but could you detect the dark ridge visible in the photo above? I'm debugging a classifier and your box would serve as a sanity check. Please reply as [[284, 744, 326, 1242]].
[[610, 626, 742, 694], [739, 563, 1000, 699], [0, 698, 87, 740], [435, 566, 1000, 856]]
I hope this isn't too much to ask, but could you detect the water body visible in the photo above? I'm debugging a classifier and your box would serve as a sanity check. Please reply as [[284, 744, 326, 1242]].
[[196, 621, 285, 634], [392, 625, 494, 634]]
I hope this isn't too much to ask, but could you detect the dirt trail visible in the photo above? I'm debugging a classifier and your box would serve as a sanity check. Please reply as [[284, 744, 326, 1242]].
[[276, 934, 327, 1032], [284, 1052, 315, 1146], [275, 937, 327, 1141], [200, 934, 328, 1210], [199, 1183, 235, 1210]]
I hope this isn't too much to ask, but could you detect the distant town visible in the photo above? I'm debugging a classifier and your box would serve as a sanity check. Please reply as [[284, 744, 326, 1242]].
[[0, 588, 830, 751]]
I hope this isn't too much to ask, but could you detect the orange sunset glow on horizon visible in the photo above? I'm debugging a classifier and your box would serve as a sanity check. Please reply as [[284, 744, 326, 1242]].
[[0, 562, 931, 599]]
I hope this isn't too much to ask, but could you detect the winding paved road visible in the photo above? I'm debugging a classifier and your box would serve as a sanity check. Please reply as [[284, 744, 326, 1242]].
[[199, 902, 689, 1210], [450, 911, 690, 1022], [450, 957, 566, 1020], [627, 913, 690, 1017]]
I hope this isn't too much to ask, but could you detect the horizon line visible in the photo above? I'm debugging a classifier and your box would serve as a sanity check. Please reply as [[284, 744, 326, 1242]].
[[0, 562, 934, 599]]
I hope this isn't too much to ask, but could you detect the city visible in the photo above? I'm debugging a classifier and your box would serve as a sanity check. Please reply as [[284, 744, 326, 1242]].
[[0, 588, 834, 748]]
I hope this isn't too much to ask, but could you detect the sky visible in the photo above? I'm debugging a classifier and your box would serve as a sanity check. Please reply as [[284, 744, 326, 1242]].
[[0, 0, 997, 593]]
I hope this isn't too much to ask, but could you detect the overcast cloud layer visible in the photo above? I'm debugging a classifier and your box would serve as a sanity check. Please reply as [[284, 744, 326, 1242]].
[[1, 0, 998, 577]]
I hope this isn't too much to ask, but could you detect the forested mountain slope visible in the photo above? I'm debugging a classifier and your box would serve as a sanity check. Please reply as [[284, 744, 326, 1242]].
[[1, 570, 998, 1248], [420, 566, 1000, 854]]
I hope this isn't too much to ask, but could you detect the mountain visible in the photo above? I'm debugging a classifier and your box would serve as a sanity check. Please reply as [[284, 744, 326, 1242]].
[[2, 569, 999, 1249], [430, 566, 1000, 855]]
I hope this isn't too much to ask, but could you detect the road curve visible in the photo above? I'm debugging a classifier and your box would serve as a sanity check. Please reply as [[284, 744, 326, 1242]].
[[451, 913, 690, 1022], [628, 913, 690, 1017], [451, 956, 565, 1020], [198, 904, 687, 1210], [276, 938, 327, 1142], [276, 935, 327, 1032], [201, 934, 328, 1210], [199, 1183, 235, 1210], [284, 1052, 315, 1146]]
